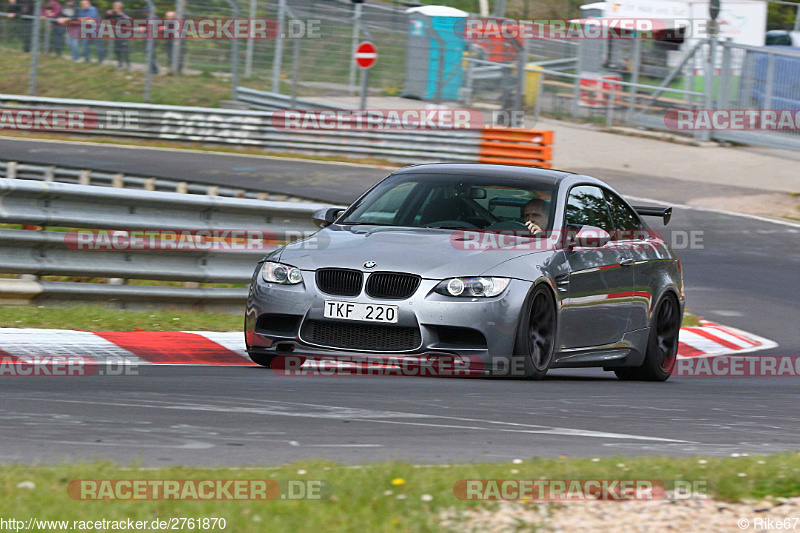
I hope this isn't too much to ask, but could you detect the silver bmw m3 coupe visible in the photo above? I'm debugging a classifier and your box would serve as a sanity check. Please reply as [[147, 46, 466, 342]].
[[245, 164, 684, 381]]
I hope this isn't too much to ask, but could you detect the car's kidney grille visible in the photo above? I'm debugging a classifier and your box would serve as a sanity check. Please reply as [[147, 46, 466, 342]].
[[366, 272, 421, 300], [302, 320, 422, 351], [316, 268, 363, 296]]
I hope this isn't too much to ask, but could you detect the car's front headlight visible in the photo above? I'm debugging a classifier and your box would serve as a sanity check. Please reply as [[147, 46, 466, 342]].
[[261, 261, 303, 285], [434, 277, 510, 298]]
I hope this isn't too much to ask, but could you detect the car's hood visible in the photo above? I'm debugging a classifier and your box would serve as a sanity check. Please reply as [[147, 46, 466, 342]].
[[277, 225, 551, 278]]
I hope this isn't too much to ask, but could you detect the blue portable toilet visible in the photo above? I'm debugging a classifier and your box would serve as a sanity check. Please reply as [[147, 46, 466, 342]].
[[403, 5, 468, 101]]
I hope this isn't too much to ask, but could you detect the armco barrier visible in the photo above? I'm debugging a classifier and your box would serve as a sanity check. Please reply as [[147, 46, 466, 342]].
[[0, 94, 553, 168], [0, 160, 311, 201], [0, 179, 338, 310]]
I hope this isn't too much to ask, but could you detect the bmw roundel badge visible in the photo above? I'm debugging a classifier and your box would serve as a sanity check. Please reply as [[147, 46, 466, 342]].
[[364, 261, 377, 269]]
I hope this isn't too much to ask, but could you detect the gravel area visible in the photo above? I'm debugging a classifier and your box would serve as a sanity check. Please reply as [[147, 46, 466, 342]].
[[440, 496, 800, 532]]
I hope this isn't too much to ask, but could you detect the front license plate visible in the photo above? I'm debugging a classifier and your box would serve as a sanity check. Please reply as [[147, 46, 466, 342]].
[[323, 301, 398, 323]]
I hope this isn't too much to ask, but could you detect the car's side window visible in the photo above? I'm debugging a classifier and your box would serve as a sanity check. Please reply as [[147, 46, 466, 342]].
[[565, 185, 614, 232], [603, 189, 645, 241]]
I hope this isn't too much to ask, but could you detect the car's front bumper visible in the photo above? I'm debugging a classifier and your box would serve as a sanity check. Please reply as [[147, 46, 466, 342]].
[[245, 269, 533, 371]]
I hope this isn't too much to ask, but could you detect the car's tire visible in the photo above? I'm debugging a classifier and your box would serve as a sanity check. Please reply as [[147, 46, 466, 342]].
[[614, 293, 680, 382], [248, 352, 276, 368], [514, 284, 557, 380]]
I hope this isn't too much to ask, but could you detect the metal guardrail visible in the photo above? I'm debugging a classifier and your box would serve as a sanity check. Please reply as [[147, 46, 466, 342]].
[[0, 94, 553, 167], [0, 160, 312, 202], [234, 87, 350, 112], [0, 179, 336, 309]]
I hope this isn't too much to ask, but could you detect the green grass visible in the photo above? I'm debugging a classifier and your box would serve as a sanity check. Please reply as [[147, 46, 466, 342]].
[[1, 453, 798, 531], [0, 46, 258, 107], [0, 304, 242, 331]]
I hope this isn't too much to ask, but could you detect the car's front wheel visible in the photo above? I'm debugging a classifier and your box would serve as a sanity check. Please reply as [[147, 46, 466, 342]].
[[615, 293, 680, 382], [514, 284, 557, 380]]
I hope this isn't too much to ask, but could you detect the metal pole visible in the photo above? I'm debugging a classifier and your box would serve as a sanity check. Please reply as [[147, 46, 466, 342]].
[[271, 0, 286, 93], [172, 0, 185, 74], [244, 0, 255, 77], [515, 38, 527, 127], [701, 32, 717, 142], [626, 36, 642, 125], [348, 2, 362, 95], [224, 0, 239, 99], [718, 38, 732, 109], [532, 70, 544, 125], [359, 68, 369, 110], [794, 4, 800, 32], [290, 33, 300, 108], [144, 0, 155, 102], [28, 0, 42, 96], [42, 15, 50, 54]]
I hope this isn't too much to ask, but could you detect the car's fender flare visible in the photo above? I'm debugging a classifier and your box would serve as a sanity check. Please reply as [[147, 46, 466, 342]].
[[648, 285, 682, 328], [512, 276, 559, 339]]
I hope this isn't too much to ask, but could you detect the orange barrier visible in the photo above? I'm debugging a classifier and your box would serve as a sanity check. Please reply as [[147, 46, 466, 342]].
[[478, 128, 553, 168]]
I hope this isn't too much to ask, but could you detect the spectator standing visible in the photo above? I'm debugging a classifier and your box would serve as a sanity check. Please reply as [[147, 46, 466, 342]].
[[164, 10, 184, 74], [6, 0, 33, 52], [75, 0, 103, 62], [41, 0, 62, 55], [56, 0, 79, 60], [105, 1, 129, 69]]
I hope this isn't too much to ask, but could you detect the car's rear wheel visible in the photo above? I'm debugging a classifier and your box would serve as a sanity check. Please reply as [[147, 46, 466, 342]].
[[615, 293, 680, 382], [514, 285, 557, 380]]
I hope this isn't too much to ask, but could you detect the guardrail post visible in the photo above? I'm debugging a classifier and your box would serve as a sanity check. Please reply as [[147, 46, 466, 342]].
[[112, 174, 124, 187], [78, 170, 91, 185], [7, 162, 17, 180], [44, 166, 55, 182], [176, 182, 188, 194], [144, 178, 156, 191], [207, 186, 219, 196]]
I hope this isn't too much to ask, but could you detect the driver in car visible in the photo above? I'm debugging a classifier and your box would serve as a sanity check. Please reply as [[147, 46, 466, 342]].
[[523, 198, 549, 235]]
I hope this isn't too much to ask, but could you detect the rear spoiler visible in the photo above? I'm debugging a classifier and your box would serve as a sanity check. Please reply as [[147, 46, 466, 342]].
[[632, 205, 672, 226]]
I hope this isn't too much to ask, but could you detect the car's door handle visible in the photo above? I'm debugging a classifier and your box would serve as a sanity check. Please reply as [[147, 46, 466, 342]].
[[620, 258, 635, 267]]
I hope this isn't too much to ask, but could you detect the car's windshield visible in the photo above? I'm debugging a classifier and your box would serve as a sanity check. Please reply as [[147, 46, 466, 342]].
[[340, 173, 557, 232]]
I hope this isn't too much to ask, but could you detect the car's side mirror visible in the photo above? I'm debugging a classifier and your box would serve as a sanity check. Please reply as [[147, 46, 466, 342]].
[[568, 225, 611, 249], [312, 207, 343, 228]]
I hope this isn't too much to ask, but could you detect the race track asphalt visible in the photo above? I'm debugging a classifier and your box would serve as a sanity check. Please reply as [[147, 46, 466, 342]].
[[1, 136, 798, 465]]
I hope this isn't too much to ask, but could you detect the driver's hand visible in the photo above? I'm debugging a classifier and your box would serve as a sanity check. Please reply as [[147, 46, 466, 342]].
[[525, 221, 542, 234]]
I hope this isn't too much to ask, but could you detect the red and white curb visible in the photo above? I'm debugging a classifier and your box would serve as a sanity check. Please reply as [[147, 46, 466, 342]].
[[678, 320, 777, 358], [0, 321, 776, 366]]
